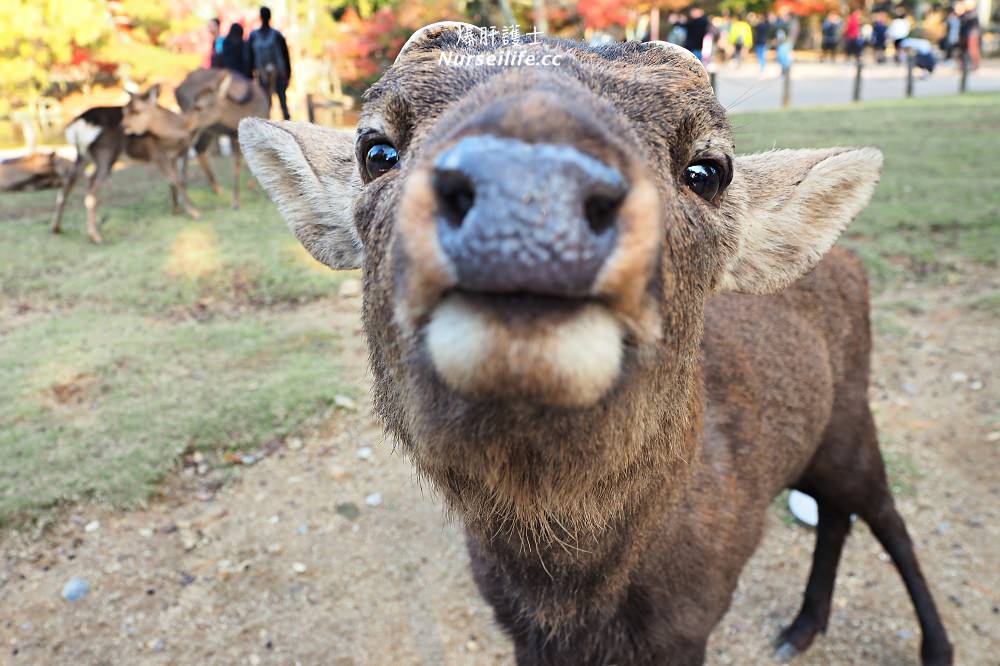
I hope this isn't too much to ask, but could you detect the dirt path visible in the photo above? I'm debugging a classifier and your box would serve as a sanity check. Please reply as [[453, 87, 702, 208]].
[[2, 280, 997, 665]]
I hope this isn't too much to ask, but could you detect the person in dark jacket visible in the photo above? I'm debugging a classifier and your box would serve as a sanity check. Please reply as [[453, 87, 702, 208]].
[[821, 11, 842, 61], [248, 6, 292, 120], [220, 23, 251, 79], [683, 7, 710, 61], [750, 12, 771, 73]]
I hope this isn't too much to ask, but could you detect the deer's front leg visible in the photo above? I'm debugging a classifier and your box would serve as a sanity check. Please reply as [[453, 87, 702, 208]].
[[157, 153, 200, 220]]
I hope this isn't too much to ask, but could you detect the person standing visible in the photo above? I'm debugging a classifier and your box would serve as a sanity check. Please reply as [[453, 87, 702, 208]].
[[221, 23, 251, 79], [821, 11, 842, 61], [888, 7, 911, 63], [942, 7, 961, 62], [844, 8, 863, 62], [205, 18, 224, 69], [872, 11, 889, 63], [750, 12, 771, 74], [729, 14, 753, 67], [248, 6, 292, 120], [959, 1, 982, 70], [683, 7, 710, 61]]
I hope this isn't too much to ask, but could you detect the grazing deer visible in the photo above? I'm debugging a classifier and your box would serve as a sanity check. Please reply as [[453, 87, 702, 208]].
[[51, 78, 231, 244], [240, 24, 953, 665], [175, 68, 269, 210]]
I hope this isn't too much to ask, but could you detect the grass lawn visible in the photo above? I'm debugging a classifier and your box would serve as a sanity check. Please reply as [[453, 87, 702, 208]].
[[1, 161, 353, 525], [731, 93, 1000, 281], [1, 93, 997, 527]]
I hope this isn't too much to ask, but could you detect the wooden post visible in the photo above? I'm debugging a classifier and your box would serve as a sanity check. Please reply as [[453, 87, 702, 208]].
[[306, 94, 316, 124], [710, 69, 717, 94], [853, 61, 863, 102], [905, 54, 914, 98], [781, 65, 792, 108], [959, 53, 969, 93]]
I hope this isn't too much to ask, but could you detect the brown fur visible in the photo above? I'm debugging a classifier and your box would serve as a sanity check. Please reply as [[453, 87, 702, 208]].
[[239, 31, 952, 665], [51, 82, 231, 243], [175, 69, 270, 209]]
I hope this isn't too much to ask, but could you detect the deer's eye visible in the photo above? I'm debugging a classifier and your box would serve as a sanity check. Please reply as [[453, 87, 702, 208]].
[[365, 143, 399, 179], [684, 161, 725, 201]]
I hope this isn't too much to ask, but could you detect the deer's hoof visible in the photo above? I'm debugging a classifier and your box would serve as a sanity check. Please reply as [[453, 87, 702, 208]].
[[921, 641, 954, 666], [773, 641, 799, 663], [51, 225, 61, 234]]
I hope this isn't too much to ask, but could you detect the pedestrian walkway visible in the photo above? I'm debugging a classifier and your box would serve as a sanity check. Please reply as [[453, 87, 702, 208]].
[[715, 59, 1000, 111]]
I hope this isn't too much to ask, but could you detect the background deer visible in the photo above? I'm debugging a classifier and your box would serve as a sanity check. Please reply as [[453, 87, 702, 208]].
[[240, 25, 953, 665], [175, 68, 269, 210], [51, 78, 231, 244]]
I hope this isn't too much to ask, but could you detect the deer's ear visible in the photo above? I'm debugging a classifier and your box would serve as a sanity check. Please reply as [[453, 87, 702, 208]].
[[239, 119, 363, 270], [147, 84, 161, 100], [718, 147, 883, 294]]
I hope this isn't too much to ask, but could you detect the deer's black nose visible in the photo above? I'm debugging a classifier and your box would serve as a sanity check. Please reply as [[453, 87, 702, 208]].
[[432, 135, 627, 297]]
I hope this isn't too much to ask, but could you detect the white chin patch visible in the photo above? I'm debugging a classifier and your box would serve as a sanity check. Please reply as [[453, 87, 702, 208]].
[[425, 294, 624, 407]]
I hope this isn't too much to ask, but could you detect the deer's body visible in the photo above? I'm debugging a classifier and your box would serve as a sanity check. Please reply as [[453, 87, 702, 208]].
[[466, 248, 883, 664], [175, 69, 269, 209], [240, 27, 952, 665]]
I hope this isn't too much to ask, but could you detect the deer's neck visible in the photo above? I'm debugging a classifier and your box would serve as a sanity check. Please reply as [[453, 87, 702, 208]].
[[463, 376, 705, 636], [149, 107, 194, 144]]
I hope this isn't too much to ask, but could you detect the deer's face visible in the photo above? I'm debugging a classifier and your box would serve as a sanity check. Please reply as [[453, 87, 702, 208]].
[[122, 84, 160, 135], [240, 26, 882, 516]]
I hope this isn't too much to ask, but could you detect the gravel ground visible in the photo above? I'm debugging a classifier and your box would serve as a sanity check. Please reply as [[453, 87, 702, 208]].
[[1, 277, 997, 666]]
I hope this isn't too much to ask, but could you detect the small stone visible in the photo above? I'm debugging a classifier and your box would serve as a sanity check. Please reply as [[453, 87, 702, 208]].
[[180, 529, 198, 551], [338, 279, 362, 298], [365, 493, 383, 507], [900, 382, 918, 396], [950, 371, 967, 384], [197, 463, 210, 476], [192, 451, 205, 463], [356, 447, 372, 460], [465, 639, 480, 652], [84, 520, 100, 533], [267, 543, 283, 554], [292, 562, 308, 574], [139, 527, 154, 538], [269, 514, 280, 524], [287, 437, 303, 450], [987, 431, 1000, 443], [61, 577, 90, 601], [149, 638, 166, 652], [934, 522, 948, 535], [179, 572, 196, 587], [336, 502, 361, 520], [896, 629, 914, 640], [249, 655, 262, 666], [335, 394, 357, 411], [241, 454, 256, 466], [297, 523, 309, 535], [328, 465, 350, 480], [970, 380, 983, 391]]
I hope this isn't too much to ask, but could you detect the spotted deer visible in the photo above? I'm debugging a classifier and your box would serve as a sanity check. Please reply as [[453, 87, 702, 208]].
[[51, 77, 231, 244], [239, 24, 952, 665]]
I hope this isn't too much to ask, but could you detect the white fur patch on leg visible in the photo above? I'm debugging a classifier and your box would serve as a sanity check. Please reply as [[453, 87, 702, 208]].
[[425, 295, 624, 407]]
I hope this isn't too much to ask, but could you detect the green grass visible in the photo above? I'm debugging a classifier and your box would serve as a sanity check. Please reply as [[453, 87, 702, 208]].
[[1, 159, 352, 525], [2, 93, 998, 527], [731, 93, 1000, 282]]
